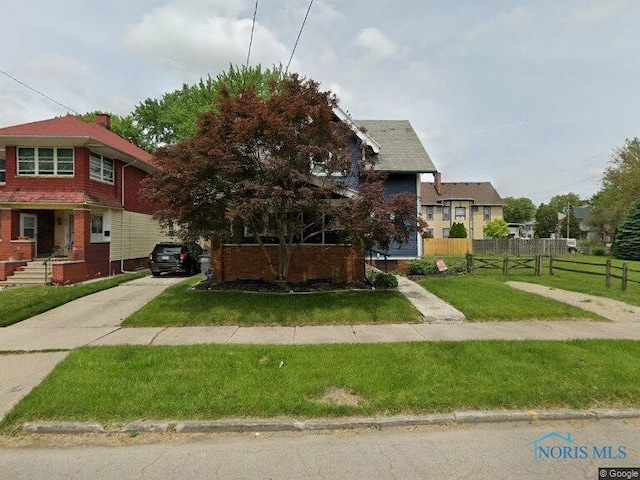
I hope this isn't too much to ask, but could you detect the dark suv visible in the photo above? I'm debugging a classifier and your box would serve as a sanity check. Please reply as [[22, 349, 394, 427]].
[[149, 243, 203, 277]]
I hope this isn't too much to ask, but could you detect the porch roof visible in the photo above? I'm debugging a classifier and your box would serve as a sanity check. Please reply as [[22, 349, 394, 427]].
[[0, 189, 122, 208]]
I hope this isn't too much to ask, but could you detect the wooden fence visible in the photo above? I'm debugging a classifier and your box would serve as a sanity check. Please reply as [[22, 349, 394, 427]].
[[423, 238, 473, 256], [472, 239, 569, 256], [549, 257, 640, 291], [470, 256, 543, 276]]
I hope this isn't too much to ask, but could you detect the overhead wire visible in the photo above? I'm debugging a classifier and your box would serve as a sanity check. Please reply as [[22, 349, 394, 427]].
[[0, 68, 79, 114], [286, 0, 314, 73], [246, 0, 259, 67]]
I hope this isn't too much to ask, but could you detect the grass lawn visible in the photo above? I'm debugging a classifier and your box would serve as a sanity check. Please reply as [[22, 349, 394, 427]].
[[123, 277, 421, 326], [3, 340, 640, 430], [418, 276, 603, 321], [0, 271, 149, 327]]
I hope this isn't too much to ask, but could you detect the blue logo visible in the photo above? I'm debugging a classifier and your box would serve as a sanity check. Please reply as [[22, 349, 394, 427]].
[[530, 432, 627, 462]]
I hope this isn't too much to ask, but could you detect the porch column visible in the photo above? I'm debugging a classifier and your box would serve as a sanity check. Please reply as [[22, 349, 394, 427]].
[[0, 209, 20, 260], [72, 208, 91, 260]]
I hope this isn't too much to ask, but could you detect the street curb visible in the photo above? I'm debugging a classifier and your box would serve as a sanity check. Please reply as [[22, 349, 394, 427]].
[[19, 409, 640, 435]]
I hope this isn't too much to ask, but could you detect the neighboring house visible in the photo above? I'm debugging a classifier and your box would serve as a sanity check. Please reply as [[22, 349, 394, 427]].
[[508, 221, 536, 239], [572, 205, 603, 241], [0, 114, 171, 284], [210, 109, 437, 283], [421, 176, 504, 239]]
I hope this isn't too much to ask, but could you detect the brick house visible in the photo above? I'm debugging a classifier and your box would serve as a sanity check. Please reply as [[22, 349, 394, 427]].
[[421, 174, 504, 239], [0, 114, 171, 284], [210, 108, 437, 283]]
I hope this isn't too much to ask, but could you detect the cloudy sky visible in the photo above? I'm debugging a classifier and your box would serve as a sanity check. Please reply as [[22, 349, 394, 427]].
[[1, 0, 638, 204]]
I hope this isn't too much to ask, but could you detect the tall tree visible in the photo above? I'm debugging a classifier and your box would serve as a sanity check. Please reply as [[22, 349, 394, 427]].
[[77, 111, 146, 148], [548, 193, 583, 215], [535, 203, 558, 238], [144, 73, 420, 287], [611, 200, 640, 260], [503, 196, 536, 224], [590, 138, 640, 236], [131, 65, 286, 151]]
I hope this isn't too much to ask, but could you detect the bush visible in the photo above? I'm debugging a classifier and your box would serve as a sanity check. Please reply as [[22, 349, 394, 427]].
[[408, 257, 439, 275], [369, 271, 398, 289], [449, 222, 468, 238], [593, 247, 606, 256]]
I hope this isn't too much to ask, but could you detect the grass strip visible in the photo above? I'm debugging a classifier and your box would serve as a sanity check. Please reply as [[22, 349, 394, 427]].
[[0, 271, 149, 327], [418, 276, 603, 321], [3, 340, 639, 430], [123, 281, 421, 326]]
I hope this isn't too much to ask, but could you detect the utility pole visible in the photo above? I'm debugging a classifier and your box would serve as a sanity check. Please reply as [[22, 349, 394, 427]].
[[566, 200, 570, 239]]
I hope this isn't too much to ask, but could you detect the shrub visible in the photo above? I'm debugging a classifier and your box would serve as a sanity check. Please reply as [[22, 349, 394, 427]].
[[449, 222, 468, 238], [369, 271, 398, 289], [408, 257, 439, 275], [593, 247, 606, 256]]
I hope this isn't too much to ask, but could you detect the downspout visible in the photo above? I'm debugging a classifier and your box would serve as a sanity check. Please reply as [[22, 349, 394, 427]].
[[120, 162, 136, 273]]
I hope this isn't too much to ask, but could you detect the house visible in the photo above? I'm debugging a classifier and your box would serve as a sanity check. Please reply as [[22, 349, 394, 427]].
[[210, 109, 437, 283], [0, 114, 171, 285], [572, 205, 604, 241], [508, 221, 536, 239], [421, 176, 504, 239]]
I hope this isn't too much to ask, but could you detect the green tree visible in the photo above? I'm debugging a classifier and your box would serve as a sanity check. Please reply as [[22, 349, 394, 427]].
[[611, 200, 640, 260], [590, 138, 640, 236], [559, 211, 580, 239], [77, 111, 146, 148], [131, 64, 287, 151], [549, 193, 583, 215], [535, 203, 558, 238], [503, 197, 536, 224], [448, 222, 468, 238], [482, 219, 509, 238]]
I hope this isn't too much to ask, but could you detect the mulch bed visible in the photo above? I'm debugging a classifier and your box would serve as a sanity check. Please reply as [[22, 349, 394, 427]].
[[192, 278, 372, 292]]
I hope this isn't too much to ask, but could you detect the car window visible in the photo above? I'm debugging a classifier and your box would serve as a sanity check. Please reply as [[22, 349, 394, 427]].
[[154, 246, 181, 255]]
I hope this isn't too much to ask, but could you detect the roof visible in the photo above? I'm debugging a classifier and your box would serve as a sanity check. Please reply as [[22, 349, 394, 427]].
[[332, 106, 380, 153], [572, 205, 591, 220], [421, 182, 504, 206], [0, 115, 156, 171], [355, 120, 436, 173], [0, 189, 123, 208]]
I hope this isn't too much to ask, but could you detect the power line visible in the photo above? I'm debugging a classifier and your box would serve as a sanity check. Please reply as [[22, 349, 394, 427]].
[[0, 68, 79, 115], [286, 0, 314, 73], [246, 0, 259, 67]]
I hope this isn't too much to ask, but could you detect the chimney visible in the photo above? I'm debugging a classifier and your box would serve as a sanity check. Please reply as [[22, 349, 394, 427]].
[[95, 113, 111, 131], [434, 172, 442, 195]]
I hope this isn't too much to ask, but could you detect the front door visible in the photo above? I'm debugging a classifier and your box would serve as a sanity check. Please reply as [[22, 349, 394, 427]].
[[20, 213, 38, 256]]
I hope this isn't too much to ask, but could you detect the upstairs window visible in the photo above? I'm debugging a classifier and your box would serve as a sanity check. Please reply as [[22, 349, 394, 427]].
[[90, 152, 114, 184], [442, 206, 450, 221], [455, 207, 466, 219], [484, 206, 491, 221], [0, 157, 5, 182], [17, 147, 74, 176], [426, 206, 434, 221]]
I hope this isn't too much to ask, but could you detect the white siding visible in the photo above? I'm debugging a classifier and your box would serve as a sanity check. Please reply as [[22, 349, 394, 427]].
[[110, 210, 173, 260]]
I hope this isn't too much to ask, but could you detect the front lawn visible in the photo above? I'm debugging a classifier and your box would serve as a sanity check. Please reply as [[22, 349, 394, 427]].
[[418, 276, 603, 321], [123, 281, 421, 327], [3, 340, 640, 430], [0, 271, 149, 327]]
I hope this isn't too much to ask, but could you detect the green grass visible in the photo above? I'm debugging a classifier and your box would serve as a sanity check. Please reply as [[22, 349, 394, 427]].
[[0, 271, 149, 327], [3, 340, 640, 430], [471, 254, 640, 307], [418, 276, 603, 321], [123, 278, 421, 326]]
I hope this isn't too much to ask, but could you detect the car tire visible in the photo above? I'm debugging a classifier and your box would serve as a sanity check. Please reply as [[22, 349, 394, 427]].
[[152, 271, 160, 277]]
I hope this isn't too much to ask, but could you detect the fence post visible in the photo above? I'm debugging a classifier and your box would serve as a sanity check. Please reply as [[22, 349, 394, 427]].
[[535, 255, 541, 276], [503, 256, 509, 276], [622, 263, 628, 291], [549, 255, 554, 276], [605, 259, 611, 288]]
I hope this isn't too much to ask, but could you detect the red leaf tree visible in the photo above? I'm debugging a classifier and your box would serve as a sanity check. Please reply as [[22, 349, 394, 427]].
[[144, 74, 422, 287]]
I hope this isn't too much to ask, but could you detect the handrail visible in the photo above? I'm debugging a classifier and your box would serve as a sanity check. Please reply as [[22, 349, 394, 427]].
[[43, 241, 74, 284]]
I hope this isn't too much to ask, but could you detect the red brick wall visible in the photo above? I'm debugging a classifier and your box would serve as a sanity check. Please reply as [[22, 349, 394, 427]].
[[0, 260, 26, 281], [213, 244, 365, 284]]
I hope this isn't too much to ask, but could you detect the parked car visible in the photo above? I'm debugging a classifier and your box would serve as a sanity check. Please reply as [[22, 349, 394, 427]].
[[149, 243, 203, 276]]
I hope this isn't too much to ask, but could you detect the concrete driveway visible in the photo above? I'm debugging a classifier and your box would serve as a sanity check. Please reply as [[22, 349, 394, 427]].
[[0, 275, 186, 421]]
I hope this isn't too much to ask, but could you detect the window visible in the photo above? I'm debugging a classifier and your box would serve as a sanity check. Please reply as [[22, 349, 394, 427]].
[[443, 228, 450, 238], [90, 152, 114, 183], [425, 228, 434, 238], [0, 157, 5, 182], [442, 206, 450, 221], [484, 207, 491, 221], [426, 206, 434, 221], [90, 212, 111, 243], [17, 147, 74, 176], [455, 207, 466, 219]]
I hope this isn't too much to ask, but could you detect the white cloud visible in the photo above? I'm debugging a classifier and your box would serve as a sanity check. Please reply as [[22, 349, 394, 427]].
[[123, 3, 289, 74], [570, 0, 636, 23], [355, 27, 404, 62], [466, 6, 532, 40]]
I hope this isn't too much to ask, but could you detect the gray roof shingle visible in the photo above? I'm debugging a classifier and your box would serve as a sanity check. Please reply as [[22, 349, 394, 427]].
[[421, 182, 504, 206], [356, 120, 436, 173]]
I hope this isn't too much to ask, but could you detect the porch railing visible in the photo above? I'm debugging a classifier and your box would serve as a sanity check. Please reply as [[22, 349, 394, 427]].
[[43, 241, 74, 284]]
